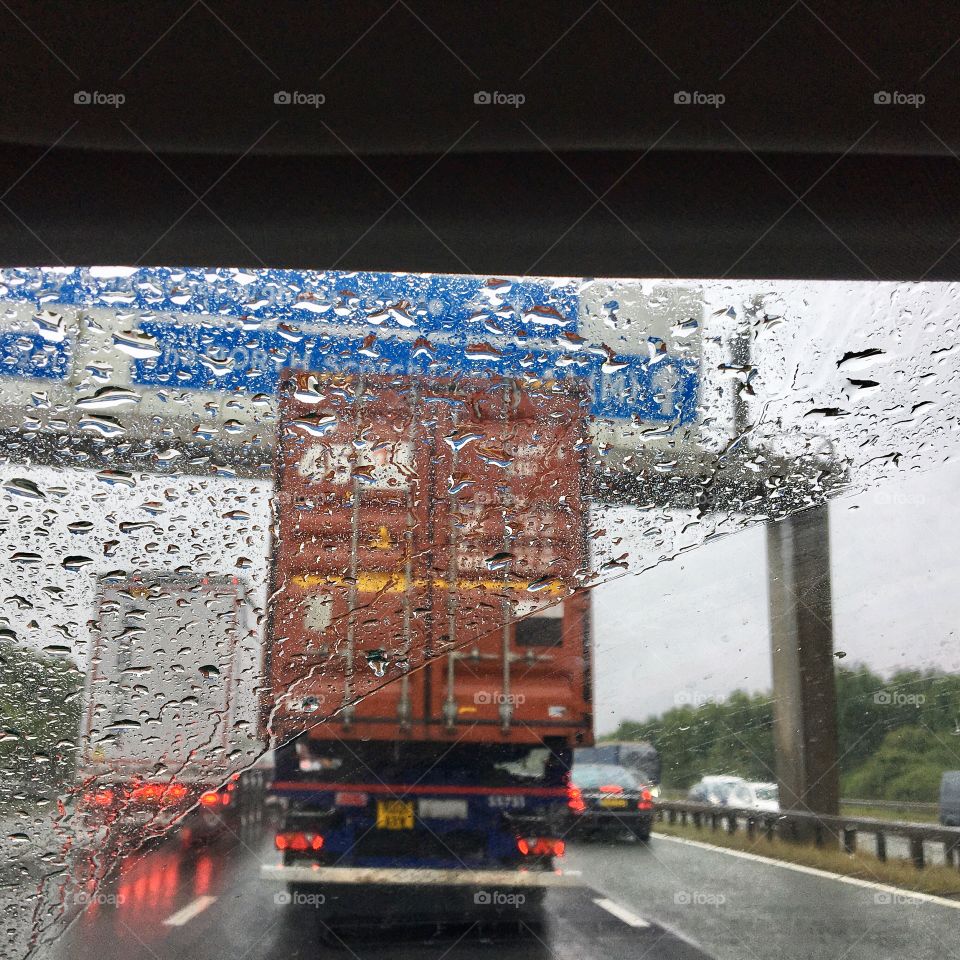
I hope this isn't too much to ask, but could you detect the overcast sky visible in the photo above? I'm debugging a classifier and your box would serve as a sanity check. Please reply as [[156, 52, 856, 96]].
[[592, 458, 960, 733]]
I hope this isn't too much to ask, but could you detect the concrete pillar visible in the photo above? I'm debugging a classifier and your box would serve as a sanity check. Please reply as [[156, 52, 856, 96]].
[[766, 503, 840, 820]]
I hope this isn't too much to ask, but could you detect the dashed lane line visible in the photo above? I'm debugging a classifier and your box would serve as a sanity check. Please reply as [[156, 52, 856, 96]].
[[162, 895, 218, 927], [593, 897, 651, 927]]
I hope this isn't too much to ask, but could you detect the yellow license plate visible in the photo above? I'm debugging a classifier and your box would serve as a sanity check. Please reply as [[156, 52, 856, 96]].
[[376, 799, 415, 829], [599, 797, 628, 808]]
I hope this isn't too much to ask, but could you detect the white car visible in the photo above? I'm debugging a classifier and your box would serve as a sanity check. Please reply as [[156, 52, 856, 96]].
[[727, 781, 780, 813]]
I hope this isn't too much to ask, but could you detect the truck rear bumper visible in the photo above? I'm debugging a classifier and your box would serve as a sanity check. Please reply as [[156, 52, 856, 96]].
[[261, 864, 578, 887]]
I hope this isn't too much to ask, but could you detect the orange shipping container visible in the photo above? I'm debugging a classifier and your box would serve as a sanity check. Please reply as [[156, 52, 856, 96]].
[[265, 371, 593, 747]]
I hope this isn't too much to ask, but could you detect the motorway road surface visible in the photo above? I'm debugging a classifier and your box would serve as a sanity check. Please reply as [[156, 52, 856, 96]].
[[30, 826, 960, 960]]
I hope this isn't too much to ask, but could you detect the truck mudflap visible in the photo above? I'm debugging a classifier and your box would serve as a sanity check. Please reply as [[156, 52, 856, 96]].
[[261, 864, 579, 887]]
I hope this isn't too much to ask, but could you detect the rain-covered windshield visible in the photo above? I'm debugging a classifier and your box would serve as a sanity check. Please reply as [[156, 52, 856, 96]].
[[2, 267, 959, 960]]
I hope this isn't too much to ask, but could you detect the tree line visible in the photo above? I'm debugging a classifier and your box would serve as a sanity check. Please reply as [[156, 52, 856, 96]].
[[609, 664, 960, 801]]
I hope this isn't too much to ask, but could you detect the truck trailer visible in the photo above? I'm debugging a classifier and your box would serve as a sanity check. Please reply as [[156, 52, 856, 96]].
[[261, 371, 592, 924], [77, 572, 253, 845]]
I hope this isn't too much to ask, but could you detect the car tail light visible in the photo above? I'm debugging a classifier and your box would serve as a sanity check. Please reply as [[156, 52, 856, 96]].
[[518, 837, 565, 857], [132, 782, 187, 805], [132, 783, 164, 804], [334, 791, 369, 807], [567, 785, 585, 813], [599, 784, 624, 793], [200, 791, 220, 807], [88, 789, 115, 807], [275, 832, 324, 852], [638, 788, 654, 811]]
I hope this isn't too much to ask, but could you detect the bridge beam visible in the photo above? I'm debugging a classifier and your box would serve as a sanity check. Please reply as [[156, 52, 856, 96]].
[[767, 503, 840, 820]]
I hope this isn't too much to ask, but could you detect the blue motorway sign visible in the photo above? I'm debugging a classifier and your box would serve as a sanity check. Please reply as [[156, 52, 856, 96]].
[[0, 268, 699, 424]]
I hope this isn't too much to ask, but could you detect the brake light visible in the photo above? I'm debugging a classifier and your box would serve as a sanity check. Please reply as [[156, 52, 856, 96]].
[[275, 832, 324, 852], [200, 792, 219, 807], [518, 837, 565, 857], [638, 788, 654, 811], [334, 791, 369, 807], [567, 785, 585, 813], [599, 784, 623, 793], [89, 789, 114, 807], [132, 783, 164, 804], [130, 782, 188, 805]]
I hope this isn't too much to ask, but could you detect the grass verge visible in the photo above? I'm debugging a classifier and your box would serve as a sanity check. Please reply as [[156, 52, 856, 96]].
[[653, 819, 960, 900], [840, 803, 939, 824]]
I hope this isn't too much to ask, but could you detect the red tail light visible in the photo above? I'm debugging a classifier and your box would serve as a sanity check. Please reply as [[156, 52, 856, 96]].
[[131, 782, 187, 805], [518, 837, 565, 857], [200, 792, 219, 807], [567, 785, 585, 813], [88, 789, 115, 807], [275, 832, 324, 852], [599, 784, 623, 793], [638, 788, 654, 811]]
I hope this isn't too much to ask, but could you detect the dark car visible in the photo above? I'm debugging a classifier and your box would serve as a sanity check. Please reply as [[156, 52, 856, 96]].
[[567, 763, 655, 842], [940, 771, 960, 826]]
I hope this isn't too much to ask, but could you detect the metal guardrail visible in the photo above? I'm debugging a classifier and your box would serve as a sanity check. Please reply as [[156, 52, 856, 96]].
[[841, 798, 940, 814], [655, 800, 960, 871]]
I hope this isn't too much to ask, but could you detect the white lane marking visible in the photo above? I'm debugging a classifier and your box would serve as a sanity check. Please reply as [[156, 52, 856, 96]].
[[162, 895, 218, 927], [593, 897, 651, 928], [653, 833, 960, 911]]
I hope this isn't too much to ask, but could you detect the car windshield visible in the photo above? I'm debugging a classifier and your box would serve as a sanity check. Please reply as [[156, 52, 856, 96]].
[[2, 267, 959, 960], [573, 765, 640, 790]]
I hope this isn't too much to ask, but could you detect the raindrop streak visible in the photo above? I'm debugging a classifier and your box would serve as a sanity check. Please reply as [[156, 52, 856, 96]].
[[3, 478, 44, 500], [112, 329, 161, 359]]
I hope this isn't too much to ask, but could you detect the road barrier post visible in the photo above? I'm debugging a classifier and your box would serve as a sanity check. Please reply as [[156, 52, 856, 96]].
[[842, 828, 857, 854]]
